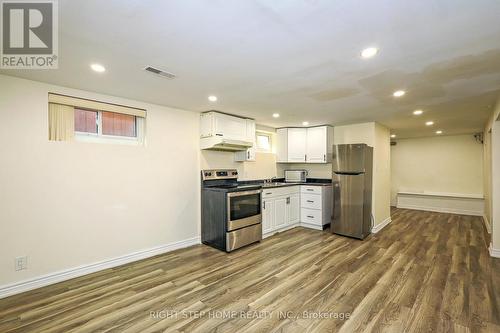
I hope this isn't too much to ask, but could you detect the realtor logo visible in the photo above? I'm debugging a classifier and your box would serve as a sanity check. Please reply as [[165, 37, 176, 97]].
[[1, 0, 58, 68]]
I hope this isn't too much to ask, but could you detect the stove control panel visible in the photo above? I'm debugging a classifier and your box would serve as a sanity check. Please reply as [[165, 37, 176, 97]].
[[202, 169, 238, 180]]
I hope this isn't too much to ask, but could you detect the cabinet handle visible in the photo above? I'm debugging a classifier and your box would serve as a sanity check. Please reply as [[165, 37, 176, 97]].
[[307, 189, 314, 191], [247, 151, 250, 159], [307, 200, 314, 203], [305, 154, 307, 161], [265, 192, 272, 195], [307, 215, 314, 218], [286, 197, 290, 204], [324, 154, 326, 161], [263, 201, 266, 209]]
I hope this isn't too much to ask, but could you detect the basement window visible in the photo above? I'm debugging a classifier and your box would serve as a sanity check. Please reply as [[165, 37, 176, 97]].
[[74, 108, 143, 144], [48, 93, 146, 145], [256, 133, 272, 152]]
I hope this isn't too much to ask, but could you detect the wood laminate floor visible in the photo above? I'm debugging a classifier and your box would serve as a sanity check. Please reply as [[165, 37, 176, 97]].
[[1, 208, 500, 332]]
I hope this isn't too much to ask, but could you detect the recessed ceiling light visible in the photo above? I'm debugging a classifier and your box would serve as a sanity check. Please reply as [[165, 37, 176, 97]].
[[272, 113, 280, 118], [90, 63, 105, 73], [436, 130, 443, 134], [413, 110, 423, 115], [393, 90, 406, 97], [208, 95, 217, 102], [302, 121, 309, 126], [390, 134, 396, 138], [361, 47, 378, 59], [426, 121, 434, 126]]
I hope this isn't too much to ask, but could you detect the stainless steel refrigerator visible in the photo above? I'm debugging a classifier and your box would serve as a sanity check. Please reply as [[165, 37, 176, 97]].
[[331, 144, 373, 239]]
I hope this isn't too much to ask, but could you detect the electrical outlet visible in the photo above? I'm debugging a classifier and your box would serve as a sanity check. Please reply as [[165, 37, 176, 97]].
[[15, 256, 28, 271]]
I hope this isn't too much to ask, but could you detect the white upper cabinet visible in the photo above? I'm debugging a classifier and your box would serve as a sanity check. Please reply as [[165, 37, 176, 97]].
[[234, 119, 256, 161], [276, 128, 289, 163], [200, 112, 248, 141], [276, 126, 333, 163], [306, 126, 333, 163], [245, 119, 256, 142], [288, 128, 307, 162]]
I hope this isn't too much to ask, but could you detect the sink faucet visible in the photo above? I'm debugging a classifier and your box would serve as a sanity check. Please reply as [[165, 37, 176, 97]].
[[264, 177, 278, 184]]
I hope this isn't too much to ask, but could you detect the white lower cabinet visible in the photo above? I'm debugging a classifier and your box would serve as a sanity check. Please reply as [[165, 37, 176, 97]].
[[288, 194, 300, 224], [299, 185, 332, 230], [262, 198, 275, 234], [274, 197, 288, 229], [262, 184, 333, 237], [262, 186, 300, 237]]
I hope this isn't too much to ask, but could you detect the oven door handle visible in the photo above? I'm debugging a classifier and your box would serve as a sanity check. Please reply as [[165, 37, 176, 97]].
[[227, 189, 262, 197]]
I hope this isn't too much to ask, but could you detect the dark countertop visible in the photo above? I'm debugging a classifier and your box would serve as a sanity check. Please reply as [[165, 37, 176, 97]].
[[239, 178, 332, 189]]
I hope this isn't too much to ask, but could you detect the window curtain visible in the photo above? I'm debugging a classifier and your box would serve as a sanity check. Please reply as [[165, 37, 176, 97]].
[[48, 103, 75, 141]]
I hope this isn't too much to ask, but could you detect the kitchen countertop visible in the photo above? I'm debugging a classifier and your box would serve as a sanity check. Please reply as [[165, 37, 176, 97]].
[[239, 178, 332, 189]]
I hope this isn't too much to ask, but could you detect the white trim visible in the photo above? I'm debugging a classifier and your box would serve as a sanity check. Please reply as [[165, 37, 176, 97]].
[[397, 191, 483, 199], [489, 243, 500, 258], [396, 192, 484, 217], [0, 236, 200, 299], [299, 222, 324, 231], [263, 223, 299, 238], [483, 215, 492, 234], [263, 222, 326, 239], [396, 204, 483, 216], [371, 217, 391, 233]]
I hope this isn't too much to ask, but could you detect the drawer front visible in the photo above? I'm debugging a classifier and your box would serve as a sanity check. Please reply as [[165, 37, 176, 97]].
[[301, 208, 322, 226], [301, 185, 322, 195], [226, 223, 262, 252], [262, 185, 299, 198], [301, 193, 322, 210]]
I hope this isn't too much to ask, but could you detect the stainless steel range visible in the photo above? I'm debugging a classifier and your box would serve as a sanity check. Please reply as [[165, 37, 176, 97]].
[[201, 169, 262, 252]]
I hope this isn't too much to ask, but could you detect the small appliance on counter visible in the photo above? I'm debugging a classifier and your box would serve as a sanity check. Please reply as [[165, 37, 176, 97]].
[[201, 169, 262, 252], [284, 169, 308, 183], [332, 144, 373, 239]]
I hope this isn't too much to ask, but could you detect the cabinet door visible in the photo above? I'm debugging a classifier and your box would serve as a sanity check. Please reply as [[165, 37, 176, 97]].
[[262, 199, 275, 234], [306, 126, 327, 163], [234, 147, 256, 162], [276, 128, 288, 163], [288, 194, 300, 225], [246, 119, 256, 142], [288, 128, 307, 162], [214, 113, 247, 141], [274, 197, 288, 229], [200, 113, 214, 138]]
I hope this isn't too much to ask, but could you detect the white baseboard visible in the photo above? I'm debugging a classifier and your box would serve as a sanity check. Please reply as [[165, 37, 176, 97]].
[[483, 215, 492, 234], [263, 222, 326, 239], [299, 222, 324, 231], [372, 217, 391, 233], [489, 243, 500, 258], [396, 192, 484, 217], [0, 236, 200, 299], [263, 223, 300, 238]]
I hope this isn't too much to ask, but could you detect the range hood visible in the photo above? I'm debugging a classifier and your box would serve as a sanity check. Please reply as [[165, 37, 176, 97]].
[[200, 137, 253, 151]]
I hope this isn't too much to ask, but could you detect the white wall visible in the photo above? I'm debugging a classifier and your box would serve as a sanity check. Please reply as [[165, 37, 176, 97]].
[[0, 75, 200, 287], [373, 123, 391, 228], [391, 134, 484, 205]]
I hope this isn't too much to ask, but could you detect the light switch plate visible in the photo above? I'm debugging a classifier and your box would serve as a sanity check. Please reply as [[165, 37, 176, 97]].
[[15, 256, 27, 271]]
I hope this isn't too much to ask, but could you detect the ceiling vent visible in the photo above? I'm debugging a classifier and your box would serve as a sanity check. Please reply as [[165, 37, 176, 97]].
[[144, 66, 176, 79]]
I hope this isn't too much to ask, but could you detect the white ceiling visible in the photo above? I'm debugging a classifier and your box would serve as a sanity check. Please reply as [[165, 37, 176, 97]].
[[3, 0, 500, 138]]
